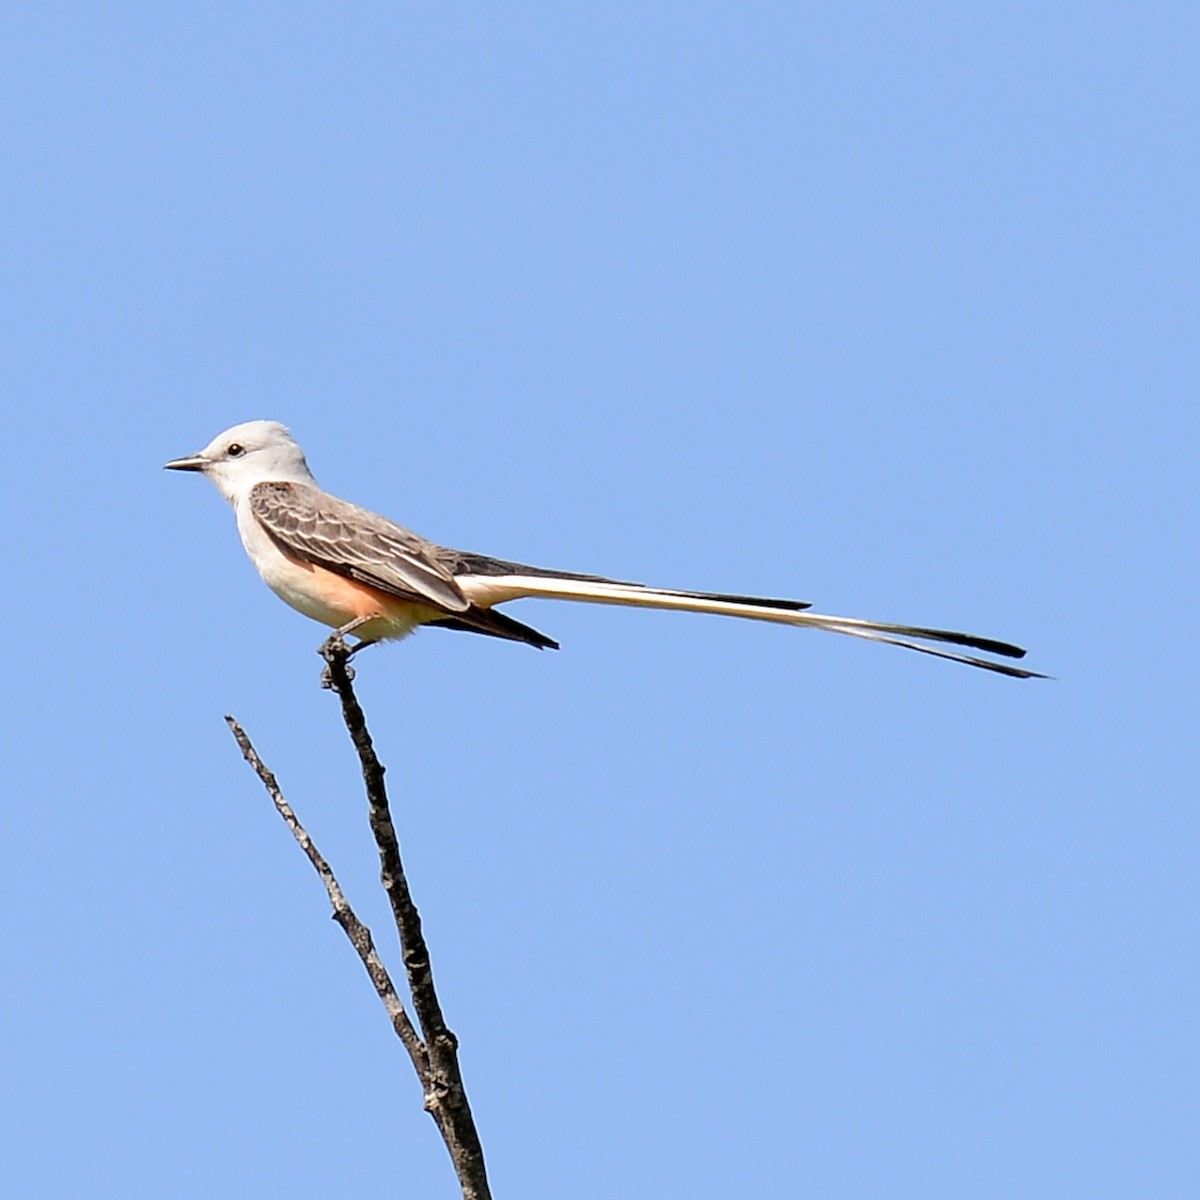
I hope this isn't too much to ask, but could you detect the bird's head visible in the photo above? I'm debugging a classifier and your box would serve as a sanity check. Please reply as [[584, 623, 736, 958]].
[[165, 420, 316, 503]]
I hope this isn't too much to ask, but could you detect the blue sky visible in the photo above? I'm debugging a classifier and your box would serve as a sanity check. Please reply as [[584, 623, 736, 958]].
[[2, 4, 1196, 1196]]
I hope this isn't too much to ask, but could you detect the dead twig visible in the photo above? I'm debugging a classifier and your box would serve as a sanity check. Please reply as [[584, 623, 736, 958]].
[[224, 635, 491, 1200]]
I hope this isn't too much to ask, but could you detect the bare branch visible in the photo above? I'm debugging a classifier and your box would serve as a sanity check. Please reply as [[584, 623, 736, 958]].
[[224, 716, 429, 1080], [318, 635, 491, 1200]]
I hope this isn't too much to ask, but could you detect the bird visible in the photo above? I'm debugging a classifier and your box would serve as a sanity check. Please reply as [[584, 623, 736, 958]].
[[165, 420, 1043, 677]]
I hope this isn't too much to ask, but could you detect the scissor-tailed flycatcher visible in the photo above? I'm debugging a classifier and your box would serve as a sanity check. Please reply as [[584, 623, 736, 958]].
[[165, 420, 1042, 677]]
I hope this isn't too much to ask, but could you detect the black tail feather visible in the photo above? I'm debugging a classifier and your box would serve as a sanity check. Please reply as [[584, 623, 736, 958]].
[[426, 608, 559, 650]]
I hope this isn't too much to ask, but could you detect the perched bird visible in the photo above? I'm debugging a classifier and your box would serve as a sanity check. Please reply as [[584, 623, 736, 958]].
[[166, 420, 1042, 677]]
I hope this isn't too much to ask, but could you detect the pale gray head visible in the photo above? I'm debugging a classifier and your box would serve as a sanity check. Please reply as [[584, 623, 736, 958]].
[[164, 420, 317, 503]]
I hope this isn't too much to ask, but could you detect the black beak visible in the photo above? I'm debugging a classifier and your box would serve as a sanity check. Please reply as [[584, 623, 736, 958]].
[[164, 454, 207, 472]]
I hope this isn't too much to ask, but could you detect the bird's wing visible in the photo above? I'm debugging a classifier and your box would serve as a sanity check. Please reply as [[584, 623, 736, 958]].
[[248, 480, 470, 613]]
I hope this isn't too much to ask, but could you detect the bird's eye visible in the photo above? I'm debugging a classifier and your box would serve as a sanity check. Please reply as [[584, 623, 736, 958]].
[[227, 443, 245, 458]]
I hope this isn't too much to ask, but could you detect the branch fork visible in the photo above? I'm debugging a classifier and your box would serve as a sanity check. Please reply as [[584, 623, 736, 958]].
[[227, 637, 491, 1200]]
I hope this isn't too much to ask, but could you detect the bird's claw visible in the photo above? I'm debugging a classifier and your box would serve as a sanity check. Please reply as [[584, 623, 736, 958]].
[[318, 632, 356, 687]]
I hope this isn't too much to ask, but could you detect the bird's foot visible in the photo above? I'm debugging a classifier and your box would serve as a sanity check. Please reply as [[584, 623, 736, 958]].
[[318, 630, 355, 688]]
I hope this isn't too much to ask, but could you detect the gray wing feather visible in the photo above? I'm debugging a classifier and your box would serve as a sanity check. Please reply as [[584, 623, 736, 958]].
[[249, 481, 470, 613]]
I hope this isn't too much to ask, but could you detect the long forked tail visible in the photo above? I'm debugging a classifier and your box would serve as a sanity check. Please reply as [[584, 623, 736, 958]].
[[454, 565, 1046, 678]]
